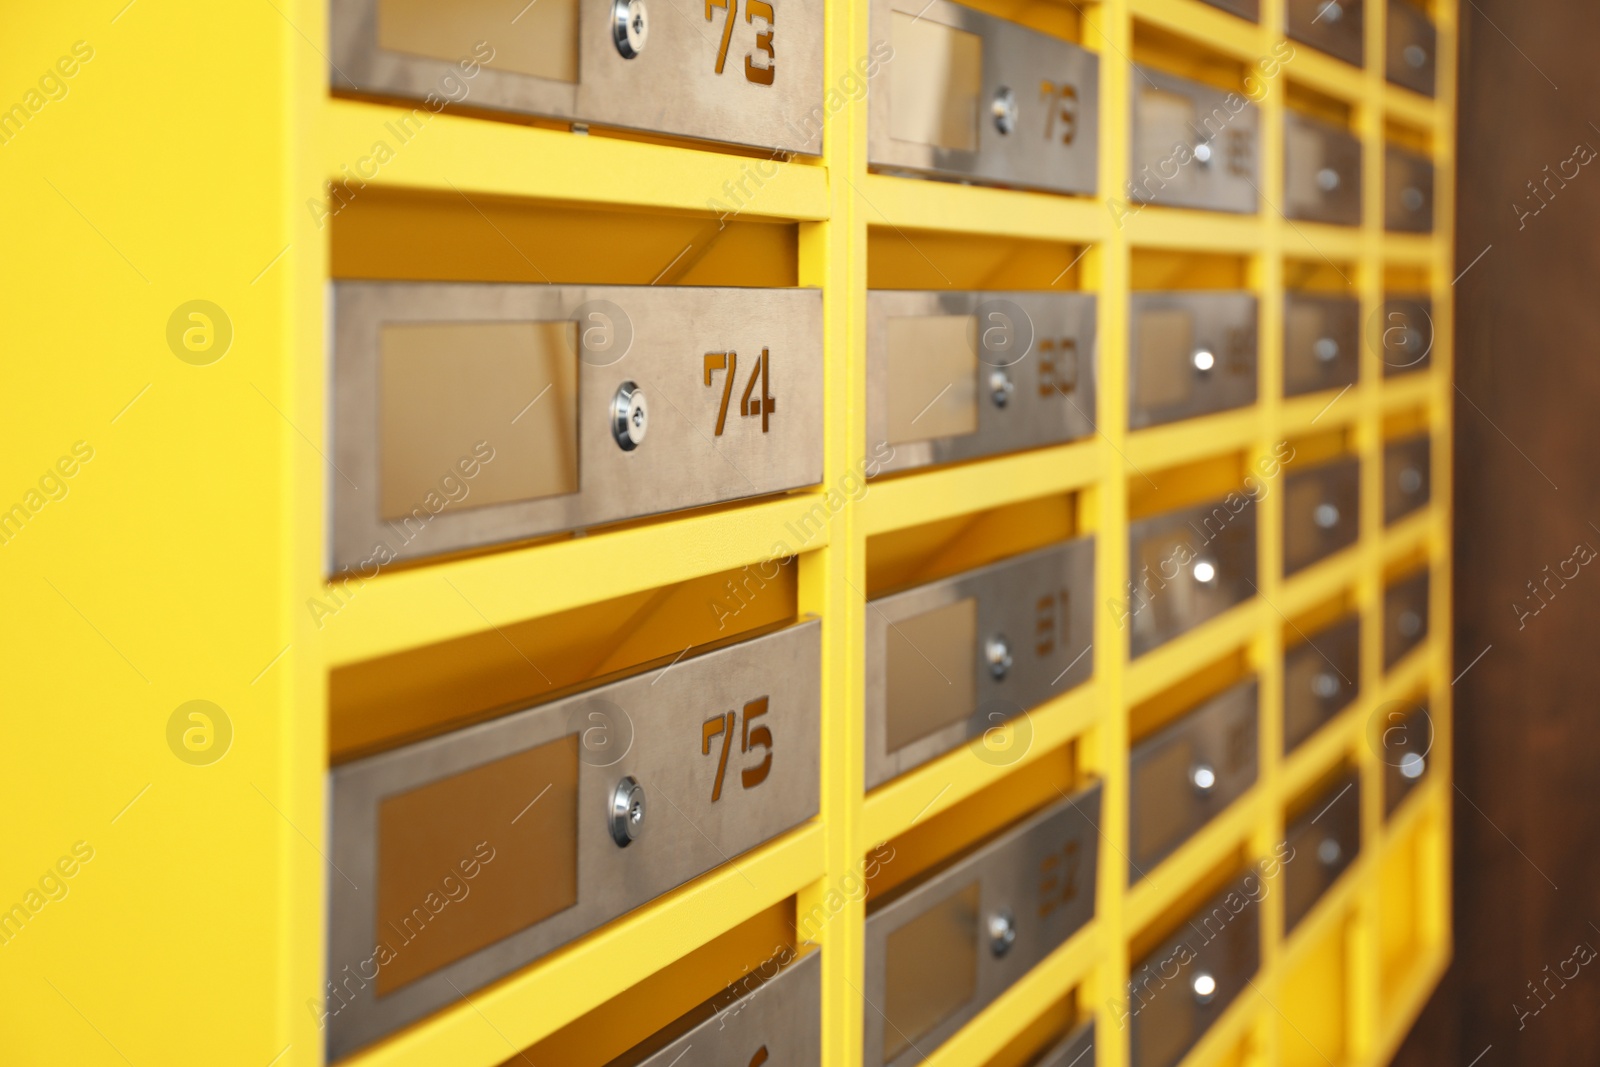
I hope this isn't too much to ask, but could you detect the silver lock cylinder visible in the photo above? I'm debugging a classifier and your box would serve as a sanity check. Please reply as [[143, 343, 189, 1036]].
[[1193, 141, 1214, 166], [985, 634, 1014, 680], [1399, 751, 1426, 779], [1312, 671, 1341, 699], [1190, 762, 1217, 795], [1404, 43, 1428, 69], [1402, 186, 1426, 213], [991, 87, 1017, 135], [1192, 558, 1218, 585], [1317, 166, 1341, 192], [1317, 837, 1343, 866], [1314, 336, 1340, 363], [1313, 502, 1341, 529], [988, 369, 1015, 408], [612, 0, 649, 58], [611, 380, 648, 451], [1191, 971, 1218, 1004], [1399, 466, 1424, 493], [1191, 347, 1216, 374], [1317, 0, 1344, 22], [986, 909, 1016, 957], [609, 775, 646, 846], [1399, 609, 1422, 638]]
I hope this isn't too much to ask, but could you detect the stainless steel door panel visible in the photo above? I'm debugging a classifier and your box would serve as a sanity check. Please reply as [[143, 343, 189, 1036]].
[[1128, 292, 1258, 429], [1283, 771, 1360, 932], [1283, 616, 1360, 754], [1199, 0, 1260, 19], [864, 539, 1096, 790], [1383, 571, 1429, 668], [1129, 66, 1260, 214], [1284, 112, 1362, 225], [1127, 874, 1262, 1067], [1128, 679, 1259, 879], [1283, 456, 1360, 575], [867, 0, 1100, 194], [862, 782, 1103, 1067], [612, 949, 822, 1066], [326, 620, 822, 1058], [1384, 147, 1435, 232], [1385, 0, 1437, 96], [1127, 497, 1259, 657], [329, 0, 826, 154], [1031, 1019, 1096, 1067], [1383, 435, 1431, 524], [330, 283, 823, 572], [1377, 295, 1434, 376], [1382, 701, 1432, 816], [1288, 0, 1364, 67], [866, 291, 1098, 472], [1283, 293, 1359, 397]]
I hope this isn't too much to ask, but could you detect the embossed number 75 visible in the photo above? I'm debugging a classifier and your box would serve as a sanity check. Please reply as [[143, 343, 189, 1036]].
[[702, 697, 774, 801]]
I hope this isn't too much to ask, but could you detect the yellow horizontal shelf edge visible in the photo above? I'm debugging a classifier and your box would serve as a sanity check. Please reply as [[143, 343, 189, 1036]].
[[862, 683, 1100, 846], [859, 440, 1104, 538], [1280, 219, 1363, 264], [1278, 858, 1365, 973], [1124, 207, 1265, 252], [1381, 369, 1436, 411], [1128, 0, 1269, 61], [918, 923, 1102, 1067], [1278, 548, 1363, 620], [1125, 600, 1263, 707], [1281, 710, 1361, 802], [1381, 508, 1433, 561], [342, 822, 825, 1067], [859, 172, 1109, 242], [1281, 386, 1361, 436], [322, 98, 830, 221], [1385, 87, 1442, 133], [319, 494, 829, 667], [1128, 406, 1264, 472], [1286, 50, 1369, 106], [1383, 233, 1437, 266]]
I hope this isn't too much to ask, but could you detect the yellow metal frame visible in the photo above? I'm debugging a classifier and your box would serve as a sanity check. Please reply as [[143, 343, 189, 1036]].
[[2, 0, 1451, 1063]]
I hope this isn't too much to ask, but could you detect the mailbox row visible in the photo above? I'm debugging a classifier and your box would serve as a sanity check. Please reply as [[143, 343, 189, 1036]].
[[323, 531, 1431, 1057], [328, 285, 1433, 572], [328, 0, 1437, 201]]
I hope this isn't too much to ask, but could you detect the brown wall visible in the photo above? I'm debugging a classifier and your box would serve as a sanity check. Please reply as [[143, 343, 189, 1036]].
[[1395, 0, 1600, 1063]]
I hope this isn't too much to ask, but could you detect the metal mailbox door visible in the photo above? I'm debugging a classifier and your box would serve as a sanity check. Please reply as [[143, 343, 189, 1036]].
[[1283, 615, 1360, 754], [1283, 771, 1360, 932], [867, 0, 1100, 194], [1127, 874, 1262, 1067], [862, 783, 1102, 1067], [866, 291, 1097, 473], [1129, 66, 1260, 214], [1376, 295, 1434, 376], [608, 949, 822, 1066], [325, 620, 822, 1058], [1031, 1019, 1097, 1067], [1199, 0, 1260, 19], [1383, 571, 1430, 668], [1385, 147, 1435, 232], [1283, 293, 1359, 398], [1128, 679, 1259, 879], [1282, 456, 1360, 575], [1128, 293, 1258, 430], [330, 283, 822, 572], [864, 539, 1096, 790], [1386, 0, 1437, 96], [1383, 435, 1431, 524], [1127, 496, 1259, 657], [1382, 701, 1433, 816], [329, 0, 826, 154], [1288, 0, 1364, 67], [1284, 112, 1362, 225]]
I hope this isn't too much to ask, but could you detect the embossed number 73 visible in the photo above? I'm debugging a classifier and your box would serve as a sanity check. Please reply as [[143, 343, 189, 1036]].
[[702, 697, 773, 801], [705, 0, 776, 85]]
